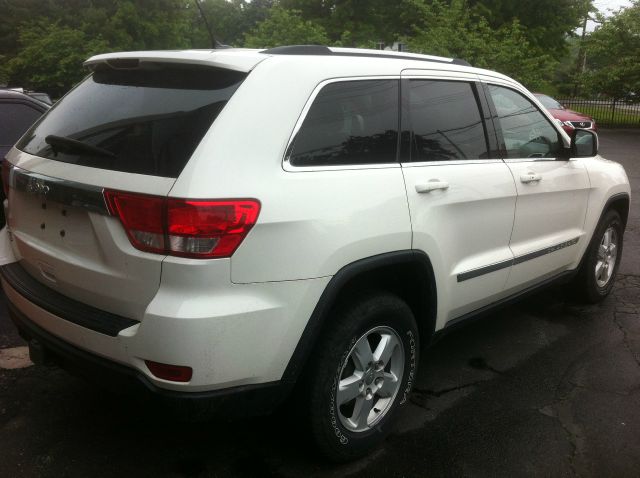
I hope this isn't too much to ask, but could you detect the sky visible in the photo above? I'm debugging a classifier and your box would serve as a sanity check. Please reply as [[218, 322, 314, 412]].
[[587, 0, 633, 30], [594, 0, 632, 13]]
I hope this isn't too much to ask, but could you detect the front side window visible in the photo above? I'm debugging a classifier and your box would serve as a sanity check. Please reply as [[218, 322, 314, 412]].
[[407, 80, 489, 162], [535, 94, 563, 110], [288, 80, 399, 167], [489, 85, 560, 159], [17, 64, 246, 178]]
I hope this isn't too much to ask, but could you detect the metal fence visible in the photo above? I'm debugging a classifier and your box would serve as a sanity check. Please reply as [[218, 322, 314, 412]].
[[556, 98, 640, 128]]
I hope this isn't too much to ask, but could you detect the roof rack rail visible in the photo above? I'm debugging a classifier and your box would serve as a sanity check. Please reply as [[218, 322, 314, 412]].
[[261, 45, 471, 67]]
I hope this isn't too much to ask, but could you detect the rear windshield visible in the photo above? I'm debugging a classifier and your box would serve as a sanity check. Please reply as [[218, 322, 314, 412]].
[[17, 63, 246, 178]]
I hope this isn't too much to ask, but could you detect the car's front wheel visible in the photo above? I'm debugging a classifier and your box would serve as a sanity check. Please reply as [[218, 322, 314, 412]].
[[305, 292, 419, 462], [573, 209, 624, 303]]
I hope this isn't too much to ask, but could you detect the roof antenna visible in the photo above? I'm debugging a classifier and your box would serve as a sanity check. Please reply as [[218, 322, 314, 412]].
[[194, 0, 222, 49]]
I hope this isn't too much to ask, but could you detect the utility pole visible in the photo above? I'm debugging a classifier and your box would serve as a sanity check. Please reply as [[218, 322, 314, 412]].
[[573, 13, 589, 97]]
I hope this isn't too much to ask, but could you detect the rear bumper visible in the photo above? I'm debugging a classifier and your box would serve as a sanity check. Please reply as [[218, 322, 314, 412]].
[[0, 258, 327, 391], [1, 262, 139, 336], [0, 262, 302, 418], [4, 291, 288, 419]]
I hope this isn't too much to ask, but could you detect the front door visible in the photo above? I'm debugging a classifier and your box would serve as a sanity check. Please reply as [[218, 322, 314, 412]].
[[484, 83, 590, 292]]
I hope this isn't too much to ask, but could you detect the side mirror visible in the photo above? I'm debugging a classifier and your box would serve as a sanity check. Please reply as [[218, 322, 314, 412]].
[[570, 129, 598, 157]]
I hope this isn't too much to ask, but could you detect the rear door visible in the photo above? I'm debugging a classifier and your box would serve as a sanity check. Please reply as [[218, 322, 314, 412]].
[[483, 82, 590, 291], [400, 71, 517, 325], [5, 62, 247, 320]]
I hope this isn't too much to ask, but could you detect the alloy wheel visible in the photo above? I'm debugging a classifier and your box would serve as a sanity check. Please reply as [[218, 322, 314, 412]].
[[335, 326, 404, 433], [595, 226, 618, 288]]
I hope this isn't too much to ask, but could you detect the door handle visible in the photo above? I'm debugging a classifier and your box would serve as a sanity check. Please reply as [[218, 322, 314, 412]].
[[520, 172, 542, 183], [415, 180, 449, 193]]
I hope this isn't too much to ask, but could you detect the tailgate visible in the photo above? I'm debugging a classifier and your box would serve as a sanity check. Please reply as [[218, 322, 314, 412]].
[[5, 154, 174, 320], [3, 60, 248, 321]]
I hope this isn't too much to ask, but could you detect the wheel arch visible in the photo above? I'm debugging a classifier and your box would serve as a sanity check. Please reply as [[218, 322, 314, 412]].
[[577, 191, 630, 272], [604, 192, 630, 229], [280, 250, 437, 386]]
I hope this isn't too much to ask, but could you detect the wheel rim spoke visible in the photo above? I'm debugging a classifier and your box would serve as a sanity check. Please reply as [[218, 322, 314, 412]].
[[337, 374, 362, 405], [378, 372, 399, 398], [373, 333, 399, 365], [598, 244, 607, 260], [351, 336, 373, 370], [351, 396, 374, 429]]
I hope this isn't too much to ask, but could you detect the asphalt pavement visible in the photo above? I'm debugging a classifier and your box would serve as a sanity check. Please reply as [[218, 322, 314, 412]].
[[0, 129, 638, 478]]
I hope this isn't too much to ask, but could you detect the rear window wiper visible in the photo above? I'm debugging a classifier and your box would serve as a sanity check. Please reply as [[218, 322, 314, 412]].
[[45, 135, 116, 159]]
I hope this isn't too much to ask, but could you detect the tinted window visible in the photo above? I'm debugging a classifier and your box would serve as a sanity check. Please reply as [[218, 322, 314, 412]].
[[17, 64, 246, 178], [289, 80, 398, 167], [0, 102, 43, 146], [408, 80, 488, 162], [489, 85, 560, 159]]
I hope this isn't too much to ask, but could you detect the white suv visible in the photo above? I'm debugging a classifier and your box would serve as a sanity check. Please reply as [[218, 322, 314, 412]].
[[0, 46, 630, 461]]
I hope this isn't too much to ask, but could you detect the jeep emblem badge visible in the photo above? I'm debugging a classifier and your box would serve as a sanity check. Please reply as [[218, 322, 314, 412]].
[[26, 177, 50, 196]]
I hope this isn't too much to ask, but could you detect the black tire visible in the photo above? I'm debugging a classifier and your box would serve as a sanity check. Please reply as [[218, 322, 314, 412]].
[[572, 209, 624, 303], [305, 292, 419, 462]]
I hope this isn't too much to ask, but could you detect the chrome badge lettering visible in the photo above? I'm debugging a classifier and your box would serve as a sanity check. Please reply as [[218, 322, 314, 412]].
[[26, 177, 50, 196]]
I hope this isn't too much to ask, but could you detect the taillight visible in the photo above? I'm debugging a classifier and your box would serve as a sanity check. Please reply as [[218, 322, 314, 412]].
[[104, 190, 260, 258], [1, 160, 11, 199], [104, 191, 165, 254]]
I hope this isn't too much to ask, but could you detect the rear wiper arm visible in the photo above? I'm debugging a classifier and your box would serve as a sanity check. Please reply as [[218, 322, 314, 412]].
[[45, 135, 116, 159]]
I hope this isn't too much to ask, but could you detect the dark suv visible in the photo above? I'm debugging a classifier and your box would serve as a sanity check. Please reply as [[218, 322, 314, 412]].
[[0, 89, 50, 160], [0, 89, 50, 224]]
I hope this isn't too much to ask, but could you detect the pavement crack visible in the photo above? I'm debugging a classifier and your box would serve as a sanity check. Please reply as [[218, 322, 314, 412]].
[[538, 392, 587, 477]]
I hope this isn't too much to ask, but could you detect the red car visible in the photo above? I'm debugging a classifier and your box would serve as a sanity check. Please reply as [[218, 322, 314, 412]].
[[534, 93, 597, 135]]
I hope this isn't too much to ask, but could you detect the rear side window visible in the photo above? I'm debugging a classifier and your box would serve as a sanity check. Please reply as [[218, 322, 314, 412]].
[[0, 102, 43, 147], [17, 64, 246, 178], [288, 80, 399, 167], [407, 80, 488, 162]]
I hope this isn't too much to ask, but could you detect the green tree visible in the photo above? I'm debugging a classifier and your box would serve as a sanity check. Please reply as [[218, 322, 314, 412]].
[[2, 0, 191, 94], [279, 0, 414, 46], [6, 23, 108, 96], [244, 8, 329, 48], [189, 0, 245, 47], [468, 0, 594, 56], [406, 0, 557, 90], [98, 0, 190, 51], [582, 1, 640, 98], [188, 0, 276, 47]]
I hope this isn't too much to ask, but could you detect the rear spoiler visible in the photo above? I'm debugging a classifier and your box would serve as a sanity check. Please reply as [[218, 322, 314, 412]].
[[84, 50, 266, 73]]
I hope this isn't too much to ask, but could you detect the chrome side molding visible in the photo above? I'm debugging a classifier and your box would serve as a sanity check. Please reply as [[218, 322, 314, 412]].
[[457, 237, 581, 283]]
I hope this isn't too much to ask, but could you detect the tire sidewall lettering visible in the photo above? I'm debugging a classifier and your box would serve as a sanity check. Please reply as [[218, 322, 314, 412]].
[[399, 329, 416, 405], [328, 336, 357, 446]]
